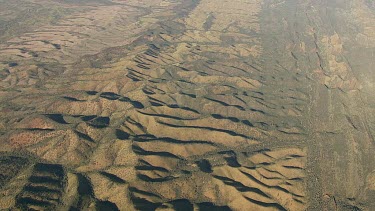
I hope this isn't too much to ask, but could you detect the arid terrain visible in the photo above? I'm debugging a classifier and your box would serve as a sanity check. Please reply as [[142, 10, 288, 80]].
[[0, 0, 375, 210]]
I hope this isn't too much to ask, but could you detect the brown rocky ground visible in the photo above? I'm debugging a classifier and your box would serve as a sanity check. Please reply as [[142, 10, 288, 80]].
[[0, 0, 375, 210]]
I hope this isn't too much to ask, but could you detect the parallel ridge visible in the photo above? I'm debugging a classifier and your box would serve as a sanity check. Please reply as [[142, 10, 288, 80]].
[[211, 148, 307, 211], [0, 0, 313, 210], [0, 0, 178, 88], [115, 1, 311, 210], [128, 148, 307, 211], [15, 163, 66, 210]]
